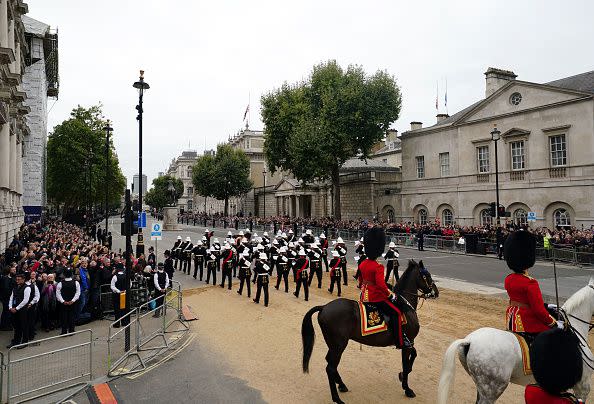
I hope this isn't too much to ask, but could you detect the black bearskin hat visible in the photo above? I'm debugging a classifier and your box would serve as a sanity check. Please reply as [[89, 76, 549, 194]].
[[504, 230, 536, 273], [363, 227, 385, 260], [530, 328, 583, 395]]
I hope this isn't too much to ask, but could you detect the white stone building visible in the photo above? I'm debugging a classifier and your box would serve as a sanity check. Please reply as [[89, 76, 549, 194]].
[[21, 14, 58, 224], [399, 67, 594, 228], [0, 0, 31, 250], [166, 150, 199, 212]]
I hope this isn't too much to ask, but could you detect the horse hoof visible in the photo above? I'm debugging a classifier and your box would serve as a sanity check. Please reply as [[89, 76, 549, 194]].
[[405, 389, 416, 398], [333, 400, 345, 404], [338, 384, 349, 392], [398, 372, 403, 382]]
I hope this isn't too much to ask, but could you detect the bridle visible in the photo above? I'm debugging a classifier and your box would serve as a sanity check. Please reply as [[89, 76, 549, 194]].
[[398, 267, 437, 302]]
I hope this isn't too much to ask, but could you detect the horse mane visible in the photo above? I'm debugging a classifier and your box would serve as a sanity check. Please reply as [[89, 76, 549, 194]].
[[396, 261, 417, 293], [563, 284, 593, 314]]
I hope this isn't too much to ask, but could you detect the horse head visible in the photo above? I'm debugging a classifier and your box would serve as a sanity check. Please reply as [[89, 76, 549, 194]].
[[417, 260, 439, 298], [398, 260, 439, 299]]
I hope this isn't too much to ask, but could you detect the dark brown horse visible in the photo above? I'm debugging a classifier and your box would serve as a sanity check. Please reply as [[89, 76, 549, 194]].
[[301, 260, 438, 404]]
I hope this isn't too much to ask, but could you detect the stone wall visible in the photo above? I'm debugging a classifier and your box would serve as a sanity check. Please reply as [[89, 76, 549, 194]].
[[340, 178, 374, 220]]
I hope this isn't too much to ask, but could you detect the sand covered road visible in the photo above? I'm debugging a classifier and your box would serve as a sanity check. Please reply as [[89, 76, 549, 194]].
[[182, 278, 592, 404]]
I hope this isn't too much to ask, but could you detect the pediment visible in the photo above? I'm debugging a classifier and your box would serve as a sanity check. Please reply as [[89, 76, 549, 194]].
[[457, 81, 592, 124], [274, 178, 299, 191], [501, 128, 530, 141]]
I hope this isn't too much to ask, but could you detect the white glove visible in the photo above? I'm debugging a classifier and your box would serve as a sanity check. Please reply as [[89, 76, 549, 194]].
[[556, 320, 564, 329], [547, 304, 557, 310]]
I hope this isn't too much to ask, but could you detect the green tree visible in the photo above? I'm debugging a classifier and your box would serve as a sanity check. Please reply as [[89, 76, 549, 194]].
[[191, 153, 216, 213], [144, 175, 184, 210], [261, 60, 402, 219], [192, 144, 252, 216], [47, 105, 126, 213]]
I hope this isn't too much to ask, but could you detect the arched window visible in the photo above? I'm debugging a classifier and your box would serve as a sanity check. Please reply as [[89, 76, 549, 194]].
[[442, 209, 453, 226], [514, 209, 527, 226], [387, 209, 395, 223], [418, 209, 427, 225], [554, 209, 570, 227], [480, 209, 492, 226], [187, 200, 193, 211]]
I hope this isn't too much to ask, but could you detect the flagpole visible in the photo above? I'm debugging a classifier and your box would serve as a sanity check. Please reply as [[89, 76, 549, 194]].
[[248, 92, 251, 128], [445, 77, 448, 115]]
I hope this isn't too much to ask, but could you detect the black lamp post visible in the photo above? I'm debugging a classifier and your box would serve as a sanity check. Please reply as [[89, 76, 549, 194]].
[[133, 70, 150, 256], [491, 125, 501, 226], [103, 120, 113, 241], [262, 167, 267, 219]]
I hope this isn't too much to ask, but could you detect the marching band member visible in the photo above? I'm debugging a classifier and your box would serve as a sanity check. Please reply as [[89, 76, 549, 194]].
[[328, 250, 342, 297], [384, 242, 400, 284], [293, 249, 310, 301], [253, 252, 271, 307], [237, 250, 252, 298]]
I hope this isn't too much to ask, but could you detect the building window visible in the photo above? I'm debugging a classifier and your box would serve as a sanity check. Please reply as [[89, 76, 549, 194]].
[[387, 209, 395, 223], [509, 92, 522, 106], [439, 152, 450, 177], [477, 146, 490, 173], [418, 209, 427, 225], [416, 156, 425, 179], [187, 200, 193, 211], [442, 209, 453, 226], [549, 135, 567, 167], [187, 167, 192, 178], [514, 209, 527, 226], [480, 209, 492, 226], [187, 186, 193, 196], [554, 209, 570, 227], [382, 158, 388, 164], [510, 141, 525, 170]]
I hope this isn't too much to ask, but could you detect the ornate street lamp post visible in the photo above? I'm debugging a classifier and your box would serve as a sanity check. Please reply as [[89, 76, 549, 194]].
[[491, 125, 501, 226], [103, 120, 113, 242], [133, 70, 150, 256], [262, 167, 267, 219]]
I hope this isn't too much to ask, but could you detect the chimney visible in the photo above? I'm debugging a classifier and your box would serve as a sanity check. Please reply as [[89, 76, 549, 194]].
[[385, 129, 398, 144], [436, 113, 449, 123], [484, 67, 517, 98], [410, 121, 423, 131]]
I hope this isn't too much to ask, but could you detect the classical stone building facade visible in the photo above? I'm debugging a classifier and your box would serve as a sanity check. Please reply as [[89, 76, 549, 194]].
[[400, 67, 594, 228], [21, 15, 57, 223], [0, 0, 31, 250], [166, 150, 199, 212]]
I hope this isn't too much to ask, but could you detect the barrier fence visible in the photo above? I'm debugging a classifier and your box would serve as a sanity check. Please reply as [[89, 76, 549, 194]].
[[108, 281, 188, 377], [5, 330, 93, 403]]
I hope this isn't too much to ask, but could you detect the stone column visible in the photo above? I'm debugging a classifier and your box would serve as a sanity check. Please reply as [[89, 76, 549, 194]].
[[15, 138, 21, 194], [14, 41, 20, 74], [0, 123, 8, 188], [9, 130, 16, 191], [295, 195, 301, 218], [0, 0, 8, 48]]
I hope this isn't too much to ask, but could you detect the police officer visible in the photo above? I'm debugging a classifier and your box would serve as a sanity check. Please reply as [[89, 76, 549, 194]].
[[182, 237, 193, 274], [153, 263, 169, 317], [7, 273, 30, 348], [147, 246, 156, 269], [237, 250, 252, 298], [164, 250, 175, 283], [274, 246, 290, 293], [384, 242, 400, 284], [220, 244, 234, 290], [294, 249, 309, 301], [252, 252, 271, 307], [192, 240, 206, 280], [205, 249, 218, 285], [308, 242, 323, 289], [204, 229, 212, 248], [56, 268, 80, 335], [110, 264, 127, 327], [328, 250, 342, 297]]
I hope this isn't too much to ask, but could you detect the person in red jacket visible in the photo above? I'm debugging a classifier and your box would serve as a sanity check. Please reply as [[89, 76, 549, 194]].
[[358, 227, 411, 348], [504, 230, 557, 334], [525, 327, 584, 403]]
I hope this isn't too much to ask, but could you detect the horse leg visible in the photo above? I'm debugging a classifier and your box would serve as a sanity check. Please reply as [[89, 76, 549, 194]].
[[473, 376, 508, 404], [573, 378, 591, 402], [325, 346, 347, 404], [399, 346, 417, 398]]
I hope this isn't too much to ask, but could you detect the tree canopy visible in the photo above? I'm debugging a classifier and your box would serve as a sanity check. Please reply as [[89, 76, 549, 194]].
[[192, 144, 252, 216], [46, 105, 126, 213], [261, 60, 402, 219], [144, 175, 184, 210]]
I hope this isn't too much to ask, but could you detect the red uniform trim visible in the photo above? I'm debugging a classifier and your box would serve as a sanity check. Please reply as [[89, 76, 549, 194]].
[[330, 258, 341, 277], [296, 259, 309, 280]]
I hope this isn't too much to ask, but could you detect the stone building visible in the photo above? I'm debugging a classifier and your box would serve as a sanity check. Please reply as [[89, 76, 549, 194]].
[[166, 150, 199, 212], [132, 173, 147, 198], [399, 67, 594, 228], [370, 129, 402, 169], [21, 14, 58, 224], [0, 0, 31, 250]]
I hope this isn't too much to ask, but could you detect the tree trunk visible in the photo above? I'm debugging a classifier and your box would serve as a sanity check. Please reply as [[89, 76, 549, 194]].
[[332, 166, 341, 220], [224, 196, 229, 217], [204, 196, 207, 213]]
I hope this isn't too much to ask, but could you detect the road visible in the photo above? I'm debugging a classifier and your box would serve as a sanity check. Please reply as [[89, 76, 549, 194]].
[[107, 216, 592, 301]]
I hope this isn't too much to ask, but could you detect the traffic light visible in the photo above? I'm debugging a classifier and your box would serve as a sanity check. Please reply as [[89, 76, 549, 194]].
[[497, 205, 506, 218], [489, 202, 497, 217]]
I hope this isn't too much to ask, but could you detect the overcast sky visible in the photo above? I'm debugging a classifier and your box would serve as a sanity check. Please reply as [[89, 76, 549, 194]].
[[26, 0, 594, 187]]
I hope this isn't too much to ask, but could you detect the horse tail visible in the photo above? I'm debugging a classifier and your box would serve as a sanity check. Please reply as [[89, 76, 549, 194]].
[[302, 305, 323, 373], [437, 338, 470, 404]]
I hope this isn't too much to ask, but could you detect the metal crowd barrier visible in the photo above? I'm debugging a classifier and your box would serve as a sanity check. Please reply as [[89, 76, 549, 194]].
[[107, 281, 188, 377], [5, 330, 93, 403]]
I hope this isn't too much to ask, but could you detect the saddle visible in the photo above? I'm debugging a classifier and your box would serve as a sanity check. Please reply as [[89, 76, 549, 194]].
[[511, 332, 535, 375], [358, 302, 389, 336]]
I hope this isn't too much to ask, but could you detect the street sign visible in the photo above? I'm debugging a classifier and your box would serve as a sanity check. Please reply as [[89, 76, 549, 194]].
[[527, 212, 537, 222], [138, 212, 147, 228], [150, 222, 163, 240]]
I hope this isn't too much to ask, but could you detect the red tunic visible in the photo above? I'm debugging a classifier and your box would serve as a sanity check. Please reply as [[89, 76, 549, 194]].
[[358, 259, 391, 303], [525, 385, 581, 404], [505, 273, 556, 333]]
